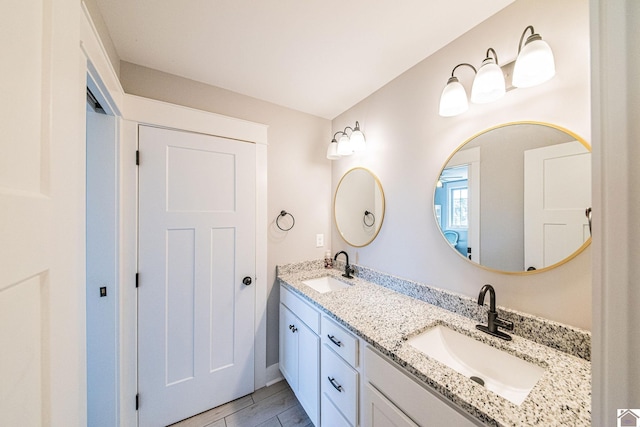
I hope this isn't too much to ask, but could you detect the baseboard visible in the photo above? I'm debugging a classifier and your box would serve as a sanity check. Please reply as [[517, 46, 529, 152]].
[[265, 363, 283, 387]]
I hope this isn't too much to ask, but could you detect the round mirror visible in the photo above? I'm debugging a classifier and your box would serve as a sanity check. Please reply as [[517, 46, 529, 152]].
[[335, 167, 385, 247], [434, 122, 591, 274]]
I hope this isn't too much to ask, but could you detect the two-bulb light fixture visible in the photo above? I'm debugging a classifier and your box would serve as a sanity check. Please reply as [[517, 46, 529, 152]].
[[326, 121, 366, 160], [439, 25, 556, 117]]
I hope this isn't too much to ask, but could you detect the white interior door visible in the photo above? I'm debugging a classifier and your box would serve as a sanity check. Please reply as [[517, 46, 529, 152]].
[[138, 125, 256, 426], [524, 141, 591, 270]]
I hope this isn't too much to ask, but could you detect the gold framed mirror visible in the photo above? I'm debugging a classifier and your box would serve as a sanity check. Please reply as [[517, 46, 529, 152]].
[[335, 167, 385, 247], [433, 122, 591, 274]]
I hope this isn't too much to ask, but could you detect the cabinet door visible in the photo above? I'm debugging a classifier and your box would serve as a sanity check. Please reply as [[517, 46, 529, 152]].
[[363, 384, 419, 427], [297, 319, 320, 426], [322, 394, 352, 427], [279, 304, 299, 389]]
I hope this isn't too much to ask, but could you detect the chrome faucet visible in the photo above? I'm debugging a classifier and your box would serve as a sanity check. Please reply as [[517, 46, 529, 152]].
[[333, 251, 355, 279], [476, 284, 513, 341]]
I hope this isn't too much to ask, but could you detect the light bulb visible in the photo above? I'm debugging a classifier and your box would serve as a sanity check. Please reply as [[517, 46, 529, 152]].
[[350, 122, 366, 152], [337, 133, 353, 156], [513, 34, 555, 88], [439, 76, 469, 117], [471, 57, 505, 104], [326, 140, 340, 160]]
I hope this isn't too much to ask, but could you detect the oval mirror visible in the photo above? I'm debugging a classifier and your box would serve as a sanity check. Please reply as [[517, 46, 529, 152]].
[[434, 122, 591, 274], [335, 167, 385, 247]]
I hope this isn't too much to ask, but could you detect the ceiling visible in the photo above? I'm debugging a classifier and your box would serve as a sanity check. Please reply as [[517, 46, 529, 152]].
[[95, 0, 515, 119]]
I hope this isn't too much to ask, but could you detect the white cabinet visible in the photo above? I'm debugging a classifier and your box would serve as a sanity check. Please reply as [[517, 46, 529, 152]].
[[321, 316, 360, 427], [280, 286, 320, 426], [363, 346, 483, 427], [280, 285, 484, 427]]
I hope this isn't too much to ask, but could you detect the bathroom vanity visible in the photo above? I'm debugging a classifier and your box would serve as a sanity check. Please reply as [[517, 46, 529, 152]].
[[277, 261, 591, 427]]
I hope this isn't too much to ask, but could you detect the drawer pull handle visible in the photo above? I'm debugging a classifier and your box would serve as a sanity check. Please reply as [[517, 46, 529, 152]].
[[327, 334, 343, 347], [328, 376, 343, 392], [289, 324, 297, 333]]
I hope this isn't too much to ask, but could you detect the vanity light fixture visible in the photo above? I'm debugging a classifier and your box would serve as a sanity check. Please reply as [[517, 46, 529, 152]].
[[439, 63, 476, 117], [512, 25, 556, 88], [326, 121, 366, 160], [326, 132, 342, 160], [438, 25, 555, 117], [470, 48, 505, 104]]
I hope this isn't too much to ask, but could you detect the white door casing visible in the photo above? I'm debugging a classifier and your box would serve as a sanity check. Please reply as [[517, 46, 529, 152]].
[[524, 141, 591, 270], [138, 125, 256, 426], [445, 147, 481, 263]]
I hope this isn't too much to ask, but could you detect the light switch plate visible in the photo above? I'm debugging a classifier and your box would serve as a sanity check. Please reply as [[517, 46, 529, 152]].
[[316, 234, 324, 247]]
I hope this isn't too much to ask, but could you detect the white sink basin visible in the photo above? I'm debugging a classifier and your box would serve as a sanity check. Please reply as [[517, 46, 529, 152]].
[[407, 325, 545, 405], [302, 276, 350, 293]]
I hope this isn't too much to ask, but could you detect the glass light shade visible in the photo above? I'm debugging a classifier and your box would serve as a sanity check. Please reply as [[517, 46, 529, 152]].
[[471, 58, 505, 104], [512, 37, 555, 88], [337, 133, 353, 156], [350, 130, 366, 152], [326, 141, 340, 160], [439, 77, 469, 117]]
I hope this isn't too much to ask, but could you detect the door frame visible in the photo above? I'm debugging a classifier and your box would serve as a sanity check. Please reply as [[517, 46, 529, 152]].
[[80, 5, 268, 425], [124, 97, 268, 425]]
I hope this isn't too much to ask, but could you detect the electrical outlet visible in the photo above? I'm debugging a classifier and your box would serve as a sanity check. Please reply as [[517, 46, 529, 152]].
[[316, 234, 324, 248], [100, 286, 107, 297]]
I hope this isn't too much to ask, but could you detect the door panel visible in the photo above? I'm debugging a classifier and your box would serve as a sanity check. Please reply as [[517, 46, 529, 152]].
[[524, 141, 591, 269], [138, 125, 256, 426]]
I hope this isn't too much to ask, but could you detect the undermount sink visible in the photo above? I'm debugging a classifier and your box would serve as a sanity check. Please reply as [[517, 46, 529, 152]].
[[407, 324, 545, 405], [302, 276, 350, 293]]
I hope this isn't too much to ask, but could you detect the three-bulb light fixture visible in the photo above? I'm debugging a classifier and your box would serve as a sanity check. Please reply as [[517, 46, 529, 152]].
[[439, 25, 556, 117], [326, 121, 366, 160]]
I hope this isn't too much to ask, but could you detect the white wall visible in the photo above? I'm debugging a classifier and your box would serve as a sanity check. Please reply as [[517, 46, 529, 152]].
[[118, 63, 332, 367], [331, 0, 592, 330]]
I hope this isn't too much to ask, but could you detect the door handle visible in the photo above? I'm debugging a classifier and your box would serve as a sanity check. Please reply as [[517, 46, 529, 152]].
[[242, 276, 252, 286]]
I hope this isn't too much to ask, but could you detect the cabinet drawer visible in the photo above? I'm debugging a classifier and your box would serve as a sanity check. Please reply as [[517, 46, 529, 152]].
[[281, 285, 320, 334], [322, 316, 359, 368], [364, 346, 481, 427], [321, 344, 359, 425]]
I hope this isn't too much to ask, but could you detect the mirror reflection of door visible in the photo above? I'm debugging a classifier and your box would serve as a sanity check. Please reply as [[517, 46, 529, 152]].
[[435, 147, 480, 263], [524, 141, 591, 270]]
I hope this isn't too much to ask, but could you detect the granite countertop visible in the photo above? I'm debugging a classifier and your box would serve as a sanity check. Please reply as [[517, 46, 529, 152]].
[[277, 265, 591, 427]]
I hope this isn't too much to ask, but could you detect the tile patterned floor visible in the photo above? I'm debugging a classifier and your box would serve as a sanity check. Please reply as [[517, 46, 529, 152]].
[[169, 380, 312, 427]]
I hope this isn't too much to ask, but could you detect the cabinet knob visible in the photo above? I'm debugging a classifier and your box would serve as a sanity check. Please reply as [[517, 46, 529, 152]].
[[289, 324, 297, 333]]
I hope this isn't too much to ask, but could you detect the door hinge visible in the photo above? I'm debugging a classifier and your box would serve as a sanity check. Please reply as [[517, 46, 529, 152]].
[[135, 272, 139, 288], [135, 393, 139, 410], [136, 150, 140, 166]]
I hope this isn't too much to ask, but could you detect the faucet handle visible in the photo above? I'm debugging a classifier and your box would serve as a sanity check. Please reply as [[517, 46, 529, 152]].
[[495, 317, 514, 331], [343, 265, 355, 279]]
